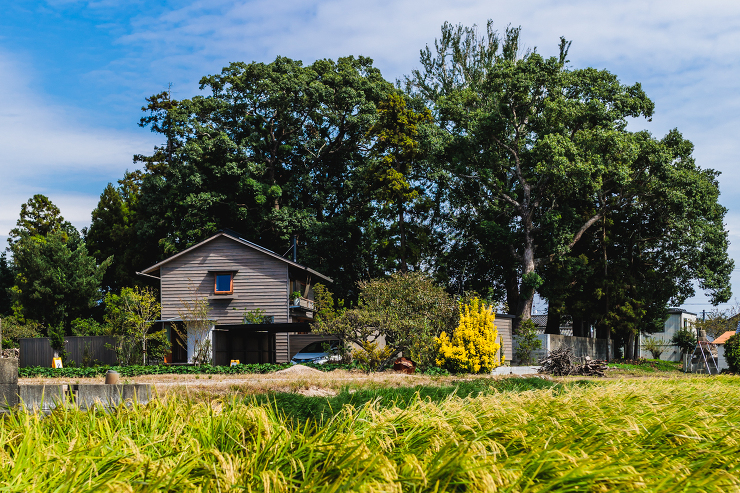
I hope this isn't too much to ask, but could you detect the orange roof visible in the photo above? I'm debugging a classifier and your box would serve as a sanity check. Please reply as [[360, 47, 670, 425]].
[[713, 331, 737, 345]]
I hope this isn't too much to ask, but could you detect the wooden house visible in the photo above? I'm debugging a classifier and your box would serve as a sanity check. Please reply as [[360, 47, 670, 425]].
[[139, 231, 332, 365]]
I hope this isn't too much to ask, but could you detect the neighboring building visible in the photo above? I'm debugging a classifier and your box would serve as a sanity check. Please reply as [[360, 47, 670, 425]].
[[640, 308, 697, 361], [139, 231, 332, 365], [711, 330, 737, 372], [531, 314, 573, 336]]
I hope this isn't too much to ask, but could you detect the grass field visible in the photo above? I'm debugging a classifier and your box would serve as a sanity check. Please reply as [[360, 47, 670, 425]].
[[1, 376, 739, 491]]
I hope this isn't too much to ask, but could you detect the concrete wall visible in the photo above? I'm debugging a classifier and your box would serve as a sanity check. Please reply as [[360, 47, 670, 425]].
[[0, 383, 151, 412], [717, 345, 727, 372], [0, 358, 153, 412]]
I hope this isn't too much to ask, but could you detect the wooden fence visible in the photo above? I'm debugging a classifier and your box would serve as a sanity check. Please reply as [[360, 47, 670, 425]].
[[19, 336, 118, 368]]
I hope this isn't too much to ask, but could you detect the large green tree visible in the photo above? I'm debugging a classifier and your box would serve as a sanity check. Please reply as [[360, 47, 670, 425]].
[[408, 22, 731, 325], [8, 196, 111, 332], [85, 172, 144, 293], [133, 56, 395, 299], [7, 194, 75, 246], [0, 252, 14, 316], [541, 130, 732, 357], [364, 92, 435, 273]]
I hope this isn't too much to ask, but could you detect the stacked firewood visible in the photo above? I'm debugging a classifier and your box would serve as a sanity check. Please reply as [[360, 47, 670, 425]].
[[576, 356, 608, 377], [538, 346, 576, 376], [538, 346, 608, 377], [0, 348, 19, 359]]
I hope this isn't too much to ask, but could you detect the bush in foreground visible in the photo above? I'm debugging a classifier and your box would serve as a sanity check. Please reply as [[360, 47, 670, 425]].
[[19, 363, 293, 378]]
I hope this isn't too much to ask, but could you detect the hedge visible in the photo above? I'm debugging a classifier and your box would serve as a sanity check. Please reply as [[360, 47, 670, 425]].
[[18, 362, 444, 378], [19, 363, 293, 378]]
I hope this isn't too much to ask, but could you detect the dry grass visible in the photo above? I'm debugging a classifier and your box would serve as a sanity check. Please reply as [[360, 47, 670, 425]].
[[2, 376, 739, 491], [17, 360, 688, 398], [19, 369, 489, 397]]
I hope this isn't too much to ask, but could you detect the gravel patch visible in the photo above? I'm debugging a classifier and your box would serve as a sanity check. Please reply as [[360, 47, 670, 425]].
[[273, 364, 323, 375]]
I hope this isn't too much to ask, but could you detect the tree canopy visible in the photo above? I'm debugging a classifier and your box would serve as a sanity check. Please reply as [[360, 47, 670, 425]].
[[4, 24, 733, 354], [407, 21, 732, 333], [7, 196, 111, 333]]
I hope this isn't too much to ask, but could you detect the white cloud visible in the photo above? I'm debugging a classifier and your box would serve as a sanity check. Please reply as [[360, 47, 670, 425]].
[[0, 50, 157, 240], [0, 52, 155, 179]]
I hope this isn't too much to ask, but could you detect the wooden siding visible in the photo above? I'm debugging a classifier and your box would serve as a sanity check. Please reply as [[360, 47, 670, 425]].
[[494, 315, 514, 363], [275, 333, 289, 363], [160, 236, 290, 324], [20, 336, 118, 368]]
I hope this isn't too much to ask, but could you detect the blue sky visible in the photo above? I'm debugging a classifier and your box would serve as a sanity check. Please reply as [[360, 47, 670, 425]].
[[2, 0, 740, 315]]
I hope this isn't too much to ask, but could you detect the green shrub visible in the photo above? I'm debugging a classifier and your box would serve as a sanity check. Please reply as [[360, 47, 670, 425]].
[[0, 316, 42, 348], [724, 334, 740, 373], [514, 318, 542, 365], [315, 273, 457, 370], [19, 363, 292, 378], [671, 327, 697, 357], [642, 336, 667, 359], [70, 318, 108, 336]]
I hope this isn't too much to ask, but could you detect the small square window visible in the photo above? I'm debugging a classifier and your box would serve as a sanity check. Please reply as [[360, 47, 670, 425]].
[[214, 274, 233, 294]]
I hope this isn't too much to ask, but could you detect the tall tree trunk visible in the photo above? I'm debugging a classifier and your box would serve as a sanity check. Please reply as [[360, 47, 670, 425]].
[[545, 310, 561, 335], [399, 203, 407, 272], [515, 236, 536, 323], [595, 322, 609, 339], [506, 273, 520, 316], [571, 317, 584, 337], [633, 332, 640, 360], [626, 332, 635, 361]]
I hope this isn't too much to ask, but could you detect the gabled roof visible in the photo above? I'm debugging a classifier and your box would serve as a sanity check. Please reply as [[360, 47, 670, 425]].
[[139, 232, 333, 283], [712, 330, 737, 345]]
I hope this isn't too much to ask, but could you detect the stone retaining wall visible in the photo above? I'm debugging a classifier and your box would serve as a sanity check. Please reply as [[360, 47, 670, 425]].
[[0, 358, 151, 412]]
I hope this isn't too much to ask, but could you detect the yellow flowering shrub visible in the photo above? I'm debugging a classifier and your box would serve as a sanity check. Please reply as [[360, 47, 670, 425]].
[[435, 298, 503, 374]]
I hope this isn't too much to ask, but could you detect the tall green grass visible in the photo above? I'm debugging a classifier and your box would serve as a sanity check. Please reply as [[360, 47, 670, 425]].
[[251, 377, 566, 424], [0, 377, 739, 491]]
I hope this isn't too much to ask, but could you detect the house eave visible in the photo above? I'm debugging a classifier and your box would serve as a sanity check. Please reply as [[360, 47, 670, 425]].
[[138, 232, 333, 283]]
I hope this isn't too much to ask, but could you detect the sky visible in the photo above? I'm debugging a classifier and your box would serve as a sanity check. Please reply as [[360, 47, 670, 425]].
[[1, 0, 739, 315]]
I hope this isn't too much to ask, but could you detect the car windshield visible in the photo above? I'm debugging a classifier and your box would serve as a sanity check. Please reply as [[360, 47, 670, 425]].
[[299, 341, 338, 353]]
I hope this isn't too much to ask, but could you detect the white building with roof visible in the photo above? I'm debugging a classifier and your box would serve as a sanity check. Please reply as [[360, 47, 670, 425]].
[[640, 308, 697, 361]]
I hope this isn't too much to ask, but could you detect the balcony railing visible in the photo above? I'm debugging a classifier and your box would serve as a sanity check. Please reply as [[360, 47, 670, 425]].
[[290, 297, 315, 311]]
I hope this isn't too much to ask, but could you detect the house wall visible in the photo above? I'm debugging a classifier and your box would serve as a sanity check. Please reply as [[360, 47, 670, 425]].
[[289, 334, 338, 359], [159, 236, 292, 363], [640, 311, 696, 362], [160, 235, 290, 324]]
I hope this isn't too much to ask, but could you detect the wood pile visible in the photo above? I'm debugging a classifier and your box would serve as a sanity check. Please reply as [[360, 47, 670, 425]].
[[538, 346, 608, 377], [0, 348, 19, 359]]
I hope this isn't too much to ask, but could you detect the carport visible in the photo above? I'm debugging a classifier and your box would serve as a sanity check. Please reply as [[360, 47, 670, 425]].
[[212, 323, 311, 365]]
